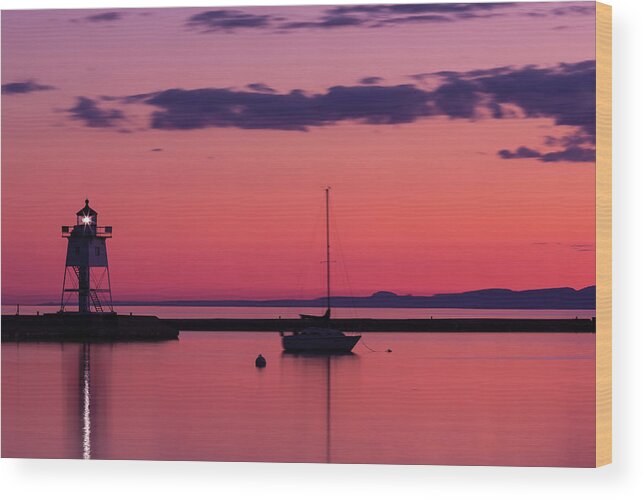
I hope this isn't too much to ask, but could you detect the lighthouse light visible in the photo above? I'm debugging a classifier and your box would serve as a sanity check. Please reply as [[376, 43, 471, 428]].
[[82, 216, 92, 224]]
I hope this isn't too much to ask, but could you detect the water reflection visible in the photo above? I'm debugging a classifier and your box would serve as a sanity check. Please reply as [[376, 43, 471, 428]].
[[2, 333, 596, 465], [282, 352, 356, 463], [66, 341, 359, 462], [80, 343, 91, 459]]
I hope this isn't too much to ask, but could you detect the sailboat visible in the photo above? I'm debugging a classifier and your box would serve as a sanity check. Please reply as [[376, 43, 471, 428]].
[[281, 188, 361, 353]]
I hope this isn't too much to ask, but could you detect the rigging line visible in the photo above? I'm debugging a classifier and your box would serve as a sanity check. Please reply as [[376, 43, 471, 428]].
[[325, 187, 331, 312], [330, 208, 358, 319], [358, 336, 386, 353], [295, 197, 325, 302]]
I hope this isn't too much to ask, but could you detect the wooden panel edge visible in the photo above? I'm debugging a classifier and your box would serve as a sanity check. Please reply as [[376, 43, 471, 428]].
[[595, 1, 612, 468]]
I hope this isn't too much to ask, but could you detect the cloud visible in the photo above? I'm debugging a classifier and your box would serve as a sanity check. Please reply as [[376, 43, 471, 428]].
[[139, 84, 432, 131], [471, 60, 596, 139], [186, 3, 516, 34], [498, 146, 542, 160], [570, 243, 594, 252], [359, 76, 383, 85], [128, 61, 593, 132], [326, 3, 511, 27], [2, 80, 55, 95], [409, 60, 595, 138], [186, 10, 274, 32], [279, 15, 365, 30], [498, 145, 595, 163], [183, 3, 591, 35], [286, 4, 510, 30], [374, 14, 453, 26], [520, 3, 595, 19], [431, 78, 481, 118], [550, 5, 595, 16], [328, 3, 512, 17], [67, 97, 125, 128], [77, 60, 595, 164], [85, 12, 123, 23], [539, 146, 596, 163], [247, 83, 277, 93], [545, 131, 595, 148]]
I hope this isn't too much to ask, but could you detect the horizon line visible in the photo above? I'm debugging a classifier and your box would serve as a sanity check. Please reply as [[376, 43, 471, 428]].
[[3, 284, 596, 307]]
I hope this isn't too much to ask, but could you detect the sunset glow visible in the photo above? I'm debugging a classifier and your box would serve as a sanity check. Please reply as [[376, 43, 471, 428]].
[[1, 2, 596, 303]]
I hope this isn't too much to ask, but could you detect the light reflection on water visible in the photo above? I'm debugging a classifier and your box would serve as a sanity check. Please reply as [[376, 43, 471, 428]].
[[81, 343, 91, 460], [1, 332, 595, 466]]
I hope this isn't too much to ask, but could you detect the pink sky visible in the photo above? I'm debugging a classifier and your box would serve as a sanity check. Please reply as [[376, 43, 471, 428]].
[[1, 2, 596, 303]]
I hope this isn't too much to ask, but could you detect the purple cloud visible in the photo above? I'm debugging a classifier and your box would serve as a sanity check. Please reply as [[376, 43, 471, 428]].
[[247, 83, 277, 93], [498, 145, 595, 163], [2, 80, 55, 95], [359, 76, 383, 85], [73, 60, 595, 164], [67, 97, 125, 128], [187, 10, 274, 32], [85, 12, 123, 23]]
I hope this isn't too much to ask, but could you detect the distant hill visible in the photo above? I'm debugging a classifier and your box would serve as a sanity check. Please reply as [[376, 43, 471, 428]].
[[111, 286, 596, 310]]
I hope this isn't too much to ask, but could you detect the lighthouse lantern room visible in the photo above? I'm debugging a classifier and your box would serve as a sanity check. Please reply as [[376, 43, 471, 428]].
[[60, 199, 114, 314]]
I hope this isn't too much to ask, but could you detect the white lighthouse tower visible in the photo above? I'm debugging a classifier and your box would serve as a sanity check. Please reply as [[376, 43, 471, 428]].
[[60, 199, 114, 314]]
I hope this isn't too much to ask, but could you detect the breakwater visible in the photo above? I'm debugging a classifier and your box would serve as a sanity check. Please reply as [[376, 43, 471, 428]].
[[1, 315, 595, 341], [2, 314, 179, 342], [164, 317, 596, 333]]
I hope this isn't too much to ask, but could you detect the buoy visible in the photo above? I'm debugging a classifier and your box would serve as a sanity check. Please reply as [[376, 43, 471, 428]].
[[386, 348, 392, 353], [255, 354, 266, 368]]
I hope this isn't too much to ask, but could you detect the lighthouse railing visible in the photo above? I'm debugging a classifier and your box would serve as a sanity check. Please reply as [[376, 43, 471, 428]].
[[62, 226, 113, 238]]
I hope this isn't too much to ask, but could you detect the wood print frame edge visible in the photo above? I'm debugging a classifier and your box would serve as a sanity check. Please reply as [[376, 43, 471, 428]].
[[596, 0, 612, 468]]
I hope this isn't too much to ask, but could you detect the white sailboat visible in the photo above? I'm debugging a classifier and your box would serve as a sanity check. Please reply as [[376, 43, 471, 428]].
[[280, 188, 361, 353]]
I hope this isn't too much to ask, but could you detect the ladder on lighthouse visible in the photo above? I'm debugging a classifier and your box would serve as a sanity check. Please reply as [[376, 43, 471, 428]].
[[89, 290, 104, 313], [71, 267, 105, 313]]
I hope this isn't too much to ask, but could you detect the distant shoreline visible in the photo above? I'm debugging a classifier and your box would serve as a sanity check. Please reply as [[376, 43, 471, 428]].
[[46, 303, 596, 310], [32, 286, 596, 310]]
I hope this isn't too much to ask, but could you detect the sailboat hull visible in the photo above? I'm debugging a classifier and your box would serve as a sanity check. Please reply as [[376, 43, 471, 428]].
[[281, 333, 361, 353]]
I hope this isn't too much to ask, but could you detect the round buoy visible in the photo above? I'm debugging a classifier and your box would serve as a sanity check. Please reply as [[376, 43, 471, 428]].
[[386, 348, 392, 353], [255, 354, 266, 368]]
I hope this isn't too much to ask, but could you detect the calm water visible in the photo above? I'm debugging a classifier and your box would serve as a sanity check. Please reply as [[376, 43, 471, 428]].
[[2, 305, 596, 319], [2, 330, 595, 466]]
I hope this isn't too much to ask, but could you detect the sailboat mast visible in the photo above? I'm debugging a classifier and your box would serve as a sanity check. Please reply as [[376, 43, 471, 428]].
[[325, 187, 331, 314]]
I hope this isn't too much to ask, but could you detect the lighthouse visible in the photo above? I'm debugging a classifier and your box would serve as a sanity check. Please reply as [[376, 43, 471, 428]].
[[60, 199, 114, 314]]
